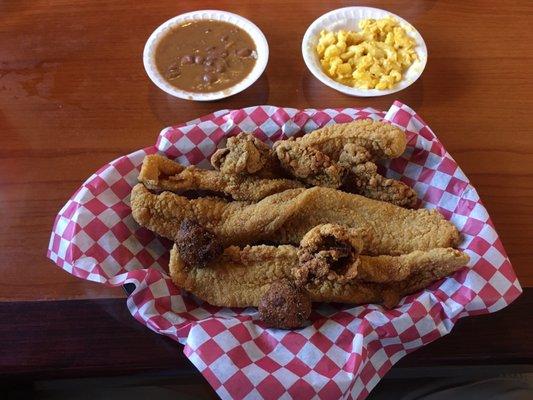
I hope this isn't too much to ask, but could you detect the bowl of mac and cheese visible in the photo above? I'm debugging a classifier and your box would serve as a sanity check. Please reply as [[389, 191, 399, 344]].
[[302, 7, 427, 97]]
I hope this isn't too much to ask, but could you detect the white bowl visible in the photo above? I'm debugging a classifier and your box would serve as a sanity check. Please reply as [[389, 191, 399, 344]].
[[302, 7, 428, 97], [143, 10, 269, 101]]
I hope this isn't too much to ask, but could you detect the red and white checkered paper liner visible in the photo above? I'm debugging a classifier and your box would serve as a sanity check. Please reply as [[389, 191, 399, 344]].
[[48, 101, 521, 400]]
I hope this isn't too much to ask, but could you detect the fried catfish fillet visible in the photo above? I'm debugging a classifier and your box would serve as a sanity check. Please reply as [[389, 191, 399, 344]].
[[169, 224, 468, 308], [131, 184, 460, 255]]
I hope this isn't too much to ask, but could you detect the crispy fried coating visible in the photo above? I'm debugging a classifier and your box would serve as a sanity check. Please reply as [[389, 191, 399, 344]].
[[258, 279, 311, 329], [295, 224, 365, 285], [211, 120, 405, 175], [131, 184, 303, 248], [169, 243, 468, 308], [132, 119, 467, 317], [211, 132, 280, 177], [139, 154, 302, 202], [207, 120, 416, 207], [339, 144, 418, 208], [131, 184, 460, 254], [174, 219, 223, 268], [274, 140, 345, 188], [285, 119, 407, 160]]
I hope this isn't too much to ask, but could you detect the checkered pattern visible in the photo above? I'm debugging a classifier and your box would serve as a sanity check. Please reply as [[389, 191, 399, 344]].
[[47, 101, 521, 400]]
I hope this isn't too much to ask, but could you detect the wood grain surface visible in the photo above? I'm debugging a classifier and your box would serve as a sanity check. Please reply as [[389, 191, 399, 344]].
[[1, 0, 532, 301]]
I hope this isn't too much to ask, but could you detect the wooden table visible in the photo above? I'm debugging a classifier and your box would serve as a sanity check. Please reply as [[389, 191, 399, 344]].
[[1, 0, 532, 393]]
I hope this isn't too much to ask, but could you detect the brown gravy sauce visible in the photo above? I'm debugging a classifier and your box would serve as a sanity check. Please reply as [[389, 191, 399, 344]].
[[155, 20, 257, 93]]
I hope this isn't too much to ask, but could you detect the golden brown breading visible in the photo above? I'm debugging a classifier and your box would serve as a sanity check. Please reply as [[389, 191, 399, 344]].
[[208, 121, 416, 207], [286, 119, 407, 160], [169, 244, 468, 308], [339, 144, 418, 208], [130, 184, 460, 254], [131, 183, 301, 247], [295, 224, 366, 284], [274, 140, 345, 188], [138, 154, 302, 202], [210, 132, 280, 177], [211, 120, 406, 176]]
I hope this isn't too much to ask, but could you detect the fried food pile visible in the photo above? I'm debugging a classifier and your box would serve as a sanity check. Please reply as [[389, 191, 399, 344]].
[[131, 120, 469, 329], [211, 119, 418, 207]]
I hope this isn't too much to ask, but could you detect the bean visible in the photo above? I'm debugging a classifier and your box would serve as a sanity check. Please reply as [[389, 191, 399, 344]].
[[213, 59, 226, 73], [180, 54, 194, 65], [194, 55, 204, 64], [203, 73, 217, 84], [166, 68, 180, 79], [236, 48, 252, 57], [205, 58, 215, 66]]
